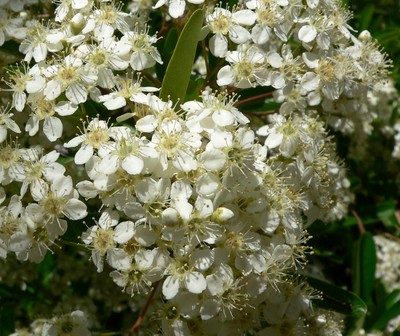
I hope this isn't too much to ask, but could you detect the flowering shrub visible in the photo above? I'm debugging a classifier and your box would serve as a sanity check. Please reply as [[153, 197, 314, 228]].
[[0, 0, 399, 335]]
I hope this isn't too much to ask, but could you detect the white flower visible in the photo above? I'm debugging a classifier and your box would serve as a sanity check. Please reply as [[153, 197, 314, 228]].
[[119, 30, 163, 71], [217, 45, 269, 88], [33, 175, 88, 222], [64, 118, 116, 165], [0, 105, 20, 143], [153, 0, 204, 18], [43, 55, 97, 105], [19, 21, 63, 63], [152, 119, 202, 173], [42, 310, 91, 336], [98, 75, 158, 111], [162, 252, 207, 299], [82, 2, 130, 40], [17, 148, 65, 197], [76, 38, 129, 89], [206, 7, 256, 57]]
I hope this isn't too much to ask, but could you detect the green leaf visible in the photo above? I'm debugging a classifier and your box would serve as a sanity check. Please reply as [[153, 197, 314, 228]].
[[385, 289, 400, 310], [352, 232, 376, 307], [0, 303, 15, 336], [371, 300, 400, 330], [357, 5, 375, 31], [156, 27, 179, 81], [307, 276, 367, 333], [307, 276, 367, 316], [377, 199, 398, 228], [185, 76, 205, 101], [36, 253, 55, 288], [159, 9, 205, 104]]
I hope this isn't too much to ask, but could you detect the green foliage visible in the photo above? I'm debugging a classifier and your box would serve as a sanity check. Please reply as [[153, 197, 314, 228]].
[[159, 9, 205, 103], [352, 232, 376, 307]]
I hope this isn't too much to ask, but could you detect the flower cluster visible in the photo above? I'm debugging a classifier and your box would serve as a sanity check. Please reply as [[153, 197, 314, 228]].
[[374, 234, 400, 293], [11, 310, 91, 336], [0, 0, 397, 334], [61, 89, 349, 334]]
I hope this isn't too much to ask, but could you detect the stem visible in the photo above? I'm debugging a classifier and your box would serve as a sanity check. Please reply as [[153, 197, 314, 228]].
[[200, 58, 225, 91], [128, 280, 161, 335], [234, 91, 274, 107], [352, 210, 366, 234], [80, 103, 87, 118], [141, 70, 162, 87], [59, 239, 88, 250]]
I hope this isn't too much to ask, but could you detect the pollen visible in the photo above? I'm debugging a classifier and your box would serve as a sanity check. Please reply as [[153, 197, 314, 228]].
[[93, 228, 115, 256], [0, 144, 20, 169], [209, 13, 232, 35], [34, 98, 56, 120], [40, 193, 66, 216], [85, 128, 110, 149]]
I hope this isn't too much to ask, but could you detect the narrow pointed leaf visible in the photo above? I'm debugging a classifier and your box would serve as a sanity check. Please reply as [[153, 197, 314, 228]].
[[307, 276, 367, 317], [371, 300, 400, 330], [352, 232, 376, 306], [159, 9, 205, 103]]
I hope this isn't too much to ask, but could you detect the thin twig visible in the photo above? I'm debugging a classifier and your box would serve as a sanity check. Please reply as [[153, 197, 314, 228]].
[[234, 91, 274, 107], [352, 210, 366, 234], [128, 280, 161, 335]]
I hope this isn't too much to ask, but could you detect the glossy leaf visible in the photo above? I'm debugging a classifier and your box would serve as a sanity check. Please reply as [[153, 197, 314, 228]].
[[377, 199, 398, 228], [371, 300, 400, 330], [352, 232, 376, 306], [156, 27, 178, 80], [385, 289, 400, 310], [159, 9, 205, 103], [308, 276, 367, 316]]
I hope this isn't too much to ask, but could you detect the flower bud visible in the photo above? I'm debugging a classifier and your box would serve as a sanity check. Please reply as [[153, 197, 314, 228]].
[[211, 207, 234, 223], [70, 13, 86, 35]]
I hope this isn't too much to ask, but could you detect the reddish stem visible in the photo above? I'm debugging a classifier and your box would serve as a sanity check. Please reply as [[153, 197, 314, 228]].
[[234, 91, 274, 107], [128, 280, 161, 335], [352, 210, 366, 235]]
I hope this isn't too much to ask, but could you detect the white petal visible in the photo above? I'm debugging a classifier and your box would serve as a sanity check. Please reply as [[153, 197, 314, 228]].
[[103, 95, 126, 110], [64, 135, 85, 148], [196, 173, 219, 197], [252, 25, 270, 44], [267, 52, 283, 68], [212, 109, 234, 126], [13, 91, 26, 112], [168, 0, 186, 18], [64, 199, 87, 220], [209, 34, 227, 58], [26, 76, 46, 93], [265, 132, 283, 149], [233, 10, 257, 25], [33, 43, 47, 62], [55, 101, 78, 116], [228, 25, 251, 44], [9, 233, 32, 252], [98, 154, 119, 174], [121, 155, 144, 175], [162, 275, 180, 300], [114, 221, 135, 244], [75, 144, 94, 165], [130, 52, 155, 71], [66, 83, 87, 104], [107, 248, 131, 271], [43, 117, 63, 142], [44, 80, 62, 100], [185, 272, 206, 294], [298, 25, 317, 43], [216, 65, 234, 87]]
